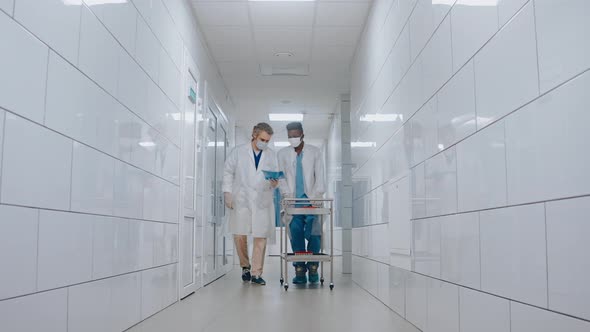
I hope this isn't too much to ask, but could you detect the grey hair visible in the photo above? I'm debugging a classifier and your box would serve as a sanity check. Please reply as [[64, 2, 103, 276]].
[[252, 122, 274, 138]]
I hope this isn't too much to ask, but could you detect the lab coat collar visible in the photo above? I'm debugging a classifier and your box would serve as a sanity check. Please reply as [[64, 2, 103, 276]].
[[248, 143, 265, 173]]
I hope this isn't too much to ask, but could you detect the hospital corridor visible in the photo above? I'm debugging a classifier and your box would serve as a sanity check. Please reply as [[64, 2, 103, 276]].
[[0, 0, 589, 331]]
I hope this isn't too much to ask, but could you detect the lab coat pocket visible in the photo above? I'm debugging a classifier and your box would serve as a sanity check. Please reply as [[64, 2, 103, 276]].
[[256, 191, 272, 209], [234, 191, 249, 210]]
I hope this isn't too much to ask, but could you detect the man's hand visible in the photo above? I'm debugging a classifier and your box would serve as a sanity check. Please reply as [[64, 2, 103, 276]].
[[224, 192, 233, 209], [270, 179, 279, 188]]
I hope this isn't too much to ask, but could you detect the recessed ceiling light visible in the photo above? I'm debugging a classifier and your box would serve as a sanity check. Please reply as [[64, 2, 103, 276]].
[[269, 113, 304, 122], [360, 114, 401, 122], [274, 52, 294, 57], [351, 142, 377, 148]]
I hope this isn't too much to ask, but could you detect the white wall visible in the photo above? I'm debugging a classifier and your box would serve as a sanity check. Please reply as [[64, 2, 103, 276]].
[[0, 0, 233, 331], [350, 0, 590, 331]]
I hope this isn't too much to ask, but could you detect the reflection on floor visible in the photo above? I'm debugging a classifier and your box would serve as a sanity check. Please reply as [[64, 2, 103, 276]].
[[128, 257, 418, 332]]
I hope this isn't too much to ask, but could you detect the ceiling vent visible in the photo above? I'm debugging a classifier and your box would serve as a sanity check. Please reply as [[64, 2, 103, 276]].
[[260, 64, 310, 76]]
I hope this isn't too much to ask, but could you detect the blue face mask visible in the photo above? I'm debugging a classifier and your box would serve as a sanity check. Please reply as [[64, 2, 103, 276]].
[[256, 140, 268, 150]]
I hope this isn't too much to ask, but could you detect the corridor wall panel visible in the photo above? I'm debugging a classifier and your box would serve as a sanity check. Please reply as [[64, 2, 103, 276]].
[[351, 0, 590, 330], [0, 0, 234, 331]]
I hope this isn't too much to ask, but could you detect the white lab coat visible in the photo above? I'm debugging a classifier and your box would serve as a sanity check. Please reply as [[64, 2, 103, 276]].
[[277, 143, 325, 198], [222, 143, 278, 239]]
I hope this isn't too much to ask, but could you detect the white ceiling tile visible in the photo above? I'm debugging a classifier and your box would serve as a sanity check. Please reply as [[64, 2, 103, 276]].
[[192, 2, 250, 26], [209, 43, 255, 62], [204, 26, 253, 45], [313, 27, 362, 46], [217, 61, 260, 78], [312, 45, 356, 62], [250, 2, 315, 26], [256, 44, 311, 62], [316, 2, 370, 26], [254, 27, 313, 46]]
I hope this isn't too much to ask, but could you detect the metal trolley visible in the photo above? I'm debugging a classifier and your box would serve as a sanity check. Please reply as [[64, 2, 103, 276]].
[[279, 198, 335, 291]]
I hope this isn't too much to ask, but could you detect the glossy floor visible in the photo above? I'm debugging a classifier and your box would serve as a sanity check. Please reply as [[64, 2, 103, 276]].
[[128, 257, 418, 332]]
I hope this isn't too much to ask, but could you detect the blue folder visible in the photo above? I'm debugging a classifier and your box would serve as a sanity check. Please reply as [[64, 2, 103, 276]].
[[262, 170, 285, 180]]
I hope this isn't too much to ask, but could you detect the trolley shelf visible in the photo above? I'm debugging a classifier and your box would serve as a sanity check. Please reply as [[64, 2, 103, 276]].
[[282, 253, 333, 262], [285, 208, 331, 215]]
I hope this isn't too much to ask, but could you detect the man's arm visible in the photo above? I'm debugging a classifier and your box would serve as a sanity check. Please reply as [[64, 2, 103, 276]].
[[311, 148, 326, 198]]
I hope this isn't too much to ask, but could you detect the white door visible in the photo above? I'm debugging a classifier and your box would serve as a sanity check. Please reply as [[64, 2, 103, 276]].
[[179, 68, 201, 299], [202, 106, 218, 285], [215, 125, 232, 275]]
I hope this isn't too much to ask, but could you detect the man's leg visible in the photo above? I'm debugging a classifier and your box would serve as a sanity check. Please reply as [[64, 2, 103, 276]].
[[234, 235, 251, 281], [289, 215, 307, 284], [251, 237, 267, 285], [304, 215, 321, 283]]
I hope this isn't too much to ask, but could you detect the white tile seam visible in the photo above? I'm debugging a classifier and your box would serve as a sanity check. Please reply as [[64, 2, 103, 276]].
[[454, 9, 458, 72], [509, 300, 512, 332], [404, 67, 589, 185], [531, 0, 542, 95], [0, 201, 178, 227], [0, 106, 179, 188], [35, 209, 40, 293], [42, 48, 50, 126], [0, 13, 180, 149], [355, 0, 419, 113], [0, 110, 6, 202], [543, 202, 550, 309], [478, 212, 482, 289], [128, 0, 181, 72], [458, 281, 461, 332], [76, 4, 83, 66], [0, 262, 177, 304], [80, 5, 180, 137], [502, 0, 533, 31], [90, 217, 96, 280], [358, 14, 509, 173], [399, 268, 590, 324], [358, 0, 539, 156], [68, 141, 74, 211], [66, 287, 69, 332], [410, 193, 590, 223]]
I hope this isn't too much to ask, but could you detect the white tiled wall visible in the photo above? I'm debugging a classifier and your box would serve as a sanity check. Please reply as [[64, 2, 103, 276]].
[[0, 0, 233, 331], [351, 0, 590, 330]]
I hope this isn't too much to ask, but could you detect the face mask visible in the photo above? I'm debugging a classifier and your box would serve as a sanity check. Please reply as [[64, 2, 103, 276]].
[[256, 140, 268, 150], [289, 137, 302, 148]]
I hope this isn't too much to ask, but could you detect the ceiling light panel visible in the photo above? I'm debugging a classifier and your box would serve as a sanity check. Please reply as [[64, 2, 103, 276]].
[[249, 2, 315, 26], [269, 113, 304, 122], [193, 2, 249, 26], [316, 2, 370, 27]]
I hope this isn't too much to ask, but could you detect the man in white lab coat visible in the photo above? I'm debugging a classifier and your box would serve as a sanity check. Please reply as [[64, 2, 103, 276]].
[[222, 123, 279, 286], [278, 122, 325, 284]]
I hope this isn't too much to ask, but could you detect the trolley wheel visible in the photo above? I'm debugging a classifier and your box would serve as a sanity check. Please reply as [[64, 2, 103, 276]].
[[284, 285, 289, 291], [330, 283, 334, 291], [280, 278, 284, 285], [320, 278, 324, 285]]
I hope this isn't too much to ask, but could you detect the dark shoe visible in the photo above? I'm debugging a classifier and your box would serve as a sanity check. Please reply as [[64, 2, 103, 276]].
[[292, 266, 307, 284], [242, 267, 251, 282], [308, 264, 319, 284], [251, 276, 266, 285]]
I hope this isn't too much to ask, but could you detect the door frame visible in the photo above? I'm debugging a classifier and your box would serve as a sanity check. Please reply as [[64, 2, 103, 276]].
[[178, 49, 202, 300], [202, 83, 233, 285]]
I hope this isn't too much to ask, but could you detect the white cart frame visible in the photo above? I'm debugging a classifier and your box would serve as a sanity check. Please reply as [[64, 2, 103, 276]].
[[279, 198, 334, 291]]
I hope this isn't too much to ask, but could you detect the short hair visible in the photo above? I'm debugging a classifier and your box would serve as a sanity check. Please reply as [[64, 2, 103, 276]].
[[252, 122, 274, 137], [286, 122, 303, 132]]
